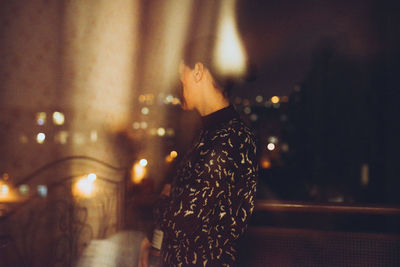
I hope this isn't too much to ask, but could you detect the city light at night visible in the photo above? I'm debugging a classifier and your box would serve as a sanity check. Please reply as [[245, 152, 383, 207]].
[[271, 96, 280, 104], [157, 128, 166, 137], [73, 174, 97, 198], [139, 159, 148, 167], [131, 161, 147, 184], [36, 133, 46, 144], [52, 111, 65, 125], [132, 122, 140, 129], [88, 173, 97, 182], [140, 122, 148, 129], [141, 107, 149, 115], [19, 184, 30, 196], [74, 179, 94, 197], [166, 151, 178, 163], [37, 185, 48, 198], [170, 151, 178, 159], [54, 131, 68, 144], [267, 143, 275, 151], [260, 158, 271, 169], [1, 184, 9, 196], [36, 112, 46, 126], [268, 136, 278, 144]]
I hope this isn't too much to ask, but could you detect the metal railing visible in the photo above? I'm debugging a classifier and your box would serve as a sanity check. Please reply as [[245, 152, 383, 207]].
[[255, 200, 400, 215]]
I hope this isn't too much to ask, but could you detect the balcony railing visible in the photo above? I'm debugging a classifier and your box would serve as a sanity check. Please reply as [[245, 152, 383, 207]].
[[237, 200, 400, 266], [255, 200, 400, 215]]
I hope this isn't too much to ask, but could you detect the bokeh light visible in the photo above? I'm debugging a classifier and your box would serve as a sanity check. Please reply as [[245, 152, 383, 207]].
[[267, 143, 276, 151], [271, 96, 280, 104], [141, 107, 149, 115], [261, 158, 271, 169], [74, 176, 95, 198], [90, 130, 98, 142], [1, 184, 9, 196], [140, 122, 148, 129], [88, 173, 97, 182], [157, 128, 166, 136], [268, 136, 278, 144], [165, 151, 178, 163], [139, 159, 148, 167], [37, 185, 48, 197], [131, 161, 147, 184], [19, 184, 30, 196], [52, 111, 65, 125], [170, 151, 178, 159], [36, 133, 46, 144], [132, 122, 140, 129], [36, 112, 46, 126]]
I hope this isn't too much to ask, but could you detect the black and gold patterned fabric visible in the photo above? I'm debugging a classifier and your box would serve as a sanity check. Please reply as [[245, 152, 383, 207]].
[[156, 105, 258, 267]]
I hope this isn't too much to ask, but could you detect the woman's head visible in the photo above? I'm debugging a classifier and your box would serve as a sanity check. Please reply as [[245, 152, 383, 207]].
[[181, 36, 233, 98]]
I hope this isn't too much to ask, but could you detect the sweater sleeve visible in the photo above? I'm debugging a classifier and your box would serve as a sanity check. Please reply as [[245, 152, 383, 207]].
[[213, 129, 258, 247]]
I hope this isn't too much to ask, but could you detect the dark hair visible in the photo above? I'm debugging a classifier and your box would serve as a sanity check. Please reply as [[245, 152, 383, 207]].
[[182, 36, 234, 98]]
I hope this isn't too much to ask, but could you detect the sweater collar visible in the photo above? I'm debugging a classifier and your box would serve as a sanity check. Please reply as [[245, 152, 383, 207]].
[[201, 105, 238, 131]]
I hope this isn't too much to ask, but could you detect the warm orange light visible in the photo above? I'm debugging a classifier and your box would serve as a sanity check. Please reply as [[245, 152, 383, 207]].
[[165, 155, 173, 163], [145, 94, 155, 105], [166, 151, 178, 163], [170, 151, 178, 159], [0, 180, 20, 202], [73, 174, 97, 198], [139, 94, 146, 103], [271, 96, 280, 104], [131, 162, 147, 184], [215, 0, 247, 76], [261, 159, 271, 169], [172, 97, 181, 105]]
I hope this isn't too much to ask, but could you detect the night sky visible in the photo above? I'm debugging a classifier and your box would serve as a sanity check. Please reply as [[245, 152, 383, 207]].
[[235, 0, 380, 97]]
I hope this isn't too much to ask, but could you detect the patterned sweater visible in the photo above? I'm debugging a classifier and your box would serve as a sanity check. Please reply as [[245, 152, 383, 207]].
[[155, 105, 258, 267]]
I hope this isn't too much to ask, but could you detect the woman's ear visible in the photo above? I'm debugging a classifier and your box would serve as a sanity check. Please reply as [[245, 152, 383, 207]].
[[193, 62, 204, 82]]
